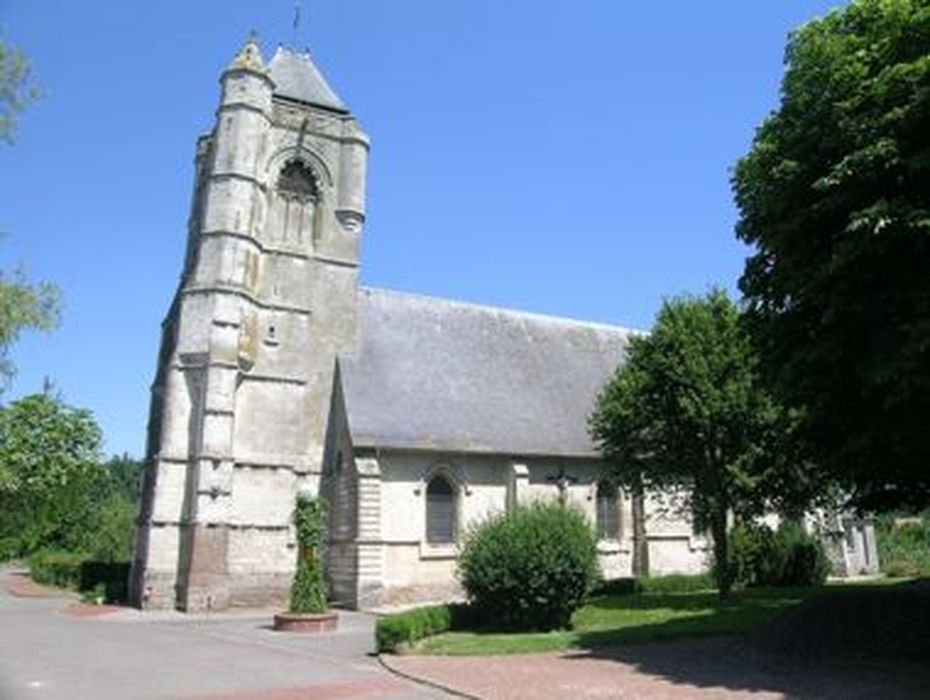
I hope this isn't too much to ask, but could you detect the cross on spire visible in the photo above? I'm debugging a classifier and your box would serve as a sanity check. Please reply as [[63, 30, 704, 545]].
[[292, 1, 304, 49]]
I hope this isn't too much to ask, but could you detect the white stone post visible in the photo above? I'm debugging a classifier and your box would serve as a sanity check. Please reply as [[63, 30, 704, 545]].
[[354, 457, 384, 608], [507, 462, 530, 510]]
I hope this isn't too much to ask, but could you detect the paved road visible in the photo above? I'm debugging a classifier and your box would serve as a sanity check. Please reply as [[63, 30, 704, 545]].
[[0, 569, 445, 700]]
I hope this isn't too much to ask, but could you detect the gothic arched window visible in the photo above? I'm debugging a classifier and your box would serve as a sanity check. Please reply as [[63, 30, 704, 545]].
[[426, 475, 456, 544], [270, 159, 319, 246], [277, 159, 318, 200], [596, 480, 621, 540]]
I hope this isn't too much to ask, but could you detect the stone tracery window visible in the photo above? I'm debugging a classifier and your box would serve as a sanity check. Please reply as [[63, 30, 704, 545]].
[[277, 159, 318, 200], [596, 480, 621, 540], [426, 475, 456, 544], [269, 159, 319, 246]]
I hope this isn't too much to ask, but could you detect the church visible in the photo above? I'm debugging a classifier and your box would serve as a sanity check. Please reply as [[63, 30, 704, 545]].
[[129, 37, 876, 612]]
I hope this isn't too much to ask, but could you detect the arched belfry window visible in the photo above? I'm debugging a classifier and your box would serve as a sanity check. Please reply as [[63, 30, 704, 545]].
[[596, 480, 621, 540], [269, 159, 319, 245], [426, 475, 456, 544], [277, 160, 318, 201]]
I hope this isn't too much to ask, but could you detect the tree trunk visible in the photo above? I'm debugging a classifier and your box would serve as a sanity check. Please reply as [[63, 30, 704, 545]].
[[711, 507, 731, 598], [631, 476, 649, 578]]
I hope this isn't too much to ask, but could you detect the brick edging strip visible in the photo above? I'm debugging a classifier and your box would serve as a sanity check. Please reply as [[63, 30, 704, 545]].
[[377, 653, 480, 700], [3, 573, 73, 599]]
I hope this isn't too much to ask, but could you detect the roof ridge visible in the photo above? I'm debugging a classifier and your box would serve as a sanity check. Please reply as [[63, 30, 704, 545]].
[[359, 285, 642, 335]]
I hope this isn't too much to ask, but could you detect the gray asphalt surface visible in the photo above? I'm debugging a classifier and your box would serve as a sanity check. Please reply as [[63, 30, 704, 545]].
[[0, 568, 444, 700]]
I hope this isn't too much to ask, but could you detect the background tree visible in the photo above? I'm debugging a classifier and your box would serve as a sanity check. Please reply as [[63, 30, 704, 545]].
[[590, 289, 815, 596], [0, 37, 39, 142], [0, 393, 102, 555], [0, 267, 59, 389], [0, 38, 59, 390], [733, 0, 930, 510], [102, 453, 145, 503]]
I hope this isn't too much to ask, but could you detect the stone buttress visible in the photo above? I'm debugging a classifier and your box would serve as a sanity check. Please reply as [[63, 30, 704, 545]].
[[130, 37, 368, 611]]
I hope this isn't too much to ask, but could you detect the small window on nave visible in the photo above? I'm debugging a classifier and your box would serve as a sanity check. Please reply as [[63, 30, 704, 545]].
[[277, 160, 318, 200], [426, 475, 456, 544], [596, 480, 621, 541]]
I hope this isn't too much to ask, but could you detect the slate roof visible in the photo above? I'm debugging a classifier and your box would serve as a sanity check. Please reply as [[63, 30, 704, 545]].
[[268, 47, 347, 112], [339, 287, 636, 458]]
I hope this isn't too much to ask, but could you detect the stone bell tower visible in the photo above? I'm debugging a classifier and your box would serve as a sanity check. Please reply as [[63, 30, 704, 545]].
[[131, 36, 369, 611]]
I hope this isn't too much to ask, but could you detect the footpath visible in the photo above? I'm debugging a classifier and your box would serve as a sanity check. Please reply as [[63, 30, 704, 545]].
[[0, 566, 438, 700]]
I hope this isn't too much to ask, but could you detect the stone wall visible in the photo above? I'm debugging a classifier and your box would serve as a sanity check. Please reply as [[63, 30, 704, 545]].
[[333, 448, 710, 609]]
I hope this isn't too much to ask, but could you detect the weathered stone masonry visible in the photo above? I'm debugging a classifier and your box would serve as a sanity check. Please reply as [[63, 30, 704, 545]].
[[131, 38, 369, 611]]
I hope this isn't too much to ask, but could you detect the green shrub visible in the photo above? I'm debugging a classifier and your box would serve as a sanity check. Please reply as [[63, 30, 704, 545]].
[[86, 495, 137, 563], [1, 460, 139, 564], [289, 495, 327, 614], [0, 536, 20, 562], [458, 501, 599, 631], [729, 522, 829, 588], [591, 577, 642, 596], [729, 521, 787, 587], [883, 559, 921, 578], [375, 603, 472, 653], [777, 524, 830, 587], [876, 512, 930, 577], [376, 616, 411, 653], [290, 555, 326, 614], [29, 550, 87, 589], [591, 575, 714, 596], [29, 551, 131, 603], [81, 583, 107, 605], [640, 573, 715, 594], [79, 560, 130, 603]]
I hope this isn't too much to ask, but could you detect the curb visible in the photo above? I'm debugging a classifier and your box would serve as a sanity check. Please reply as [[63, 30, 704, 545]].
[[377, 653, 480, 700]]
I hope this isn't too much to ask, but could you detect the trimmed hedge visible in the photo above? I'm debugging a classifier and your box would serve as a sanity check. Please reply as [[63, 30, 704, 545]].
[[591, 577, 642, 596], [28, 550, 130, 603], [375, 603, 473, 653], [592, 574, 715, 596], [640, 573, 716, 593]]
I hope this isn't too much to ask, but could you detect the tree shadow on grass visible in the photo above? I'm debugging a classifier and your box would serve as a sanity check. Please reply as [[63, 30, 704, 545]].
[[565, 582, 930, 699]]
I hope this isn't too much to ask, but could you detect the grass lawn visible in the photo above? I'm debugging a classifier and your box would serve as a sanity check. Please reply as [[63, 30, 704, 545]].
[[416, 583, 899, 656]]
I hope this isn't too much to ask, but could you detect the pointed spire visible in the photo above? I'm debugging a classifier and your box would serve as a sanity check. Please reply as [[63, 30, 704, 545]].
[[228, 31, 268, 74]]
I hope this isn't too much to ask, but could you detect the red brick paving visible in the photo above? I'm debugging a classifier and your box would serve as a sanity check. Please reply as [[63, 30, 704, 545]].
[[5, 571, 124, 617], [383, 637, 930, 699], [192, 678, 415, 699], [3, 571, 73, 599], [385, 649, 771, 700]]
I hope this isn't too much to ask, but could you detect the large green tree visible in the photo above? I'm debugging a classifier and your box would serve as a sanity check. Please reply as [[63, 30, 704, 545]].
[[733, 0, 930, 509], [590, 290, 816, 596], [0, 393, 103, 556], [0, 38, 58, 390]]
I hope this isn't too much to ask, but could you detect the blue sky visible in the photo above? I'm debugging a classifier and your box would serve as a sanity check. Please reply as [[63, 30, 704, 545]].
[[0, 1, 846, 457]]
